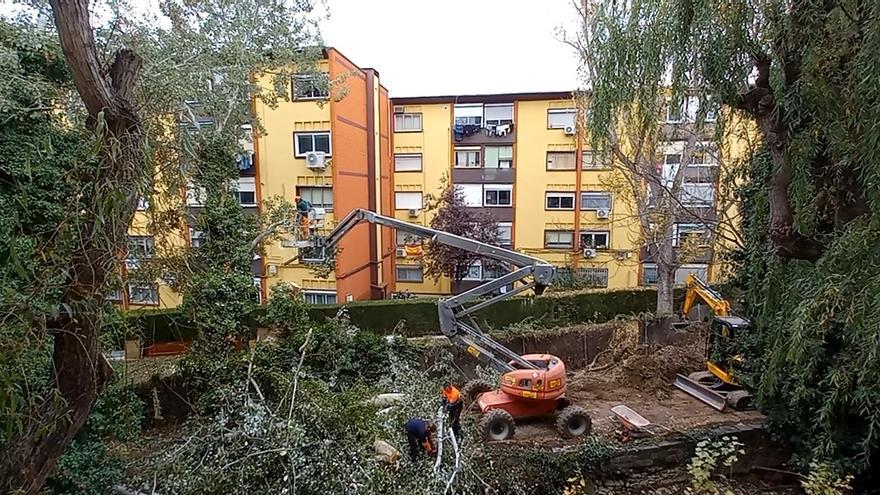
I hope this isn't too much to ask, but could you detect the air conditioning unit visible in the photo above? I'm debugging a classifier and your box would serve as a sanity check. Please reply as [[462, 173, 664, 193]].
[[124, 259, 140, 270], [408, 208, 420, 218], [563, 125, 577, 135], [396, 248, 407, 258], [596, 209, 611, 219], [305, 151, 327, 170], [267, 264, 278, 276], [393, 105, 405, 113], [582, 248, 597, 259]]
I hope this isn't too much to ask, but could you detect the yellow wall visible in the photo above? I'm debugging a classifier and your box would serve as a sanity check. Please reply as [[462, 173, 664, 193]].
[[392, 103, 453, 294], [253, 65, 337, 297]]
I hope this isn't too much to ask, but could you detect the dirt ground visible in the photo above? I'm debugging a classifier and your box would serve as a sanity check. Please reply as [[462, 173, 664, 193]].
[[493, 321, 764, 446]]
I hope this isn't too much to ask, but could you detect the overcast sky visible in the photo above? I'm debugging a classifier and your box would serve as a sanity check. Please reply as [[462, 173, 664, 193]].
[[317, 0, 582, 97], [0, 0, 582, 97]]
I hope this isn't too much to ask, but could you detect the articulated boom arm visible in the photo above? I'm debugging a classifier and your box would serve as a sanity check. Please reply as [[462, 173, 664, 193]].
[[681, 274, 730, 318], [317, 208, 556, 373]]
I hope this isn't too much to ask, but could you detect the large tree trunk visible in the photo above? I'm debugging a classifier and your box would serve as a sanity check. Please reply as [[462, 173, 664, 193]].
[[655, 240, 677, 317], [0, 0, 143, 492]]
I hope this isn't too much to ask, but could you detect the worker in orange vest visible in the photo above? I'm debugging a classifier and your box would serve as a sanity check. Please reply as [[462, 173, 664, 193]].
[[441, 382, 463, 439]]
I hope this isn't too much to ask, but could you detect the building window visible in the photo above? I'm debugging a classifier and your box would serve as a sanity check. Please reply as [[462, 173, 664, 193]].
[[186, 182, 207, 207], [294, 132, 331, 157], [454, 104, 483, 126], [547, 151, 576, 170], [463, 262, 483, 281], [665, 96, 717, 123], [395, 192, 423, 210], [544, 230, 574, 249], [394, 113, 422, 132], [485, 146, 513, 169], [580, 231, 610, 249], [300, 246, 326, 263], [395, 154, 422, 172], [579, 267, 609, 288], [396, 265, 424, 282], [582, 150, 606, 170], [581, 192, 612, 211], [680, 183, 715, 206], [127, 236, 155, 260], [642, 264, 659, 285], [689, 143, 718, 167], [127, 283, 158, 305], [484, 185, 513, 206], [304, 290, 336, 305], [547, 108, 577, 129], [456, 184, 483, 207], [396, 230, 424, 247], [546, 192, 575, 210], [675, 264, 709, 284], [484, 104, 513, 126], [454, 146, 481, 168], [292, 74, 329, 100], [298, 186, 333, 211], [233, 177, 257, 206], [190, 229, 208, 248], [496, 222, 512, 247], [674, 223, 710, 247], [105, 287, 123, 302]]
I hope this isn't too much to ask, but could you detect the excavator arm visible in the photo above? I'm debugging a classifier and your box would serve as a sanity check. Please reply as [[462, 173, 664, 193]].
[[680, 273, 730, 318], [311, 208, 556, 373]]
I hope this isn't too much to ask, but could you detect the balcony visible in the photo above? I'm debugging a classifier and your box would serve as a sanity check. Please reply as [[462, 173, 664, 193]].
[[451, 166, 515, 184]]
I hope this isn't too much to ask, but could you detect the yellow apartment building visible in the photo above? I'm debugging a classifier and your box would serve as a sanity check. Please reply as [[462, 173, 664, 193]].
[[120, 48, 736, 309]]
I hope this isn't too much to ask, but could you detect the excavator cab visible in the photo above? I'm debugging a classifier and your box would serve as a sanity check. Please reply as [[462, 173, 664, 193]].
[[706, 316, 749, 385]]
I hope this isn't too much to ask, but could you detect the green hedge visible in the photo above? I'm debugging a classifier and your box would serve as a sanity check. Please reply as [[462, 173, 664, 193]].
[[126, 287, 670, 345]]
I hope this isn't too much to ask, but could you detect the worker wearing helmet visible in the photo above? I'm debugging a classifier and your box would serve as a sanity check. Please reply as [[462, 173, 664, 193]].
[[295, 195, 312, 237], [403, 417, 436, 462], [441, 382, 463, 439]]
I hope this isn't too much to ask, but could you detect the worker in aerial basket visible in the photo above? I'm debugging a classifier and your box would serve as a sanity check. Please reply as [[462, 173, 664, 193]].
[[441, 382, 463, 439], [294, 195, 312, 237], [403, 417, 436, 462]]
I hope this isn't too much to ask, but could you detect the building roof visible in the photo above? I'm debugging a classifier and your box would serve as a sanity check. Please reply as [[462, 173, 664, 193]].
[[391, 91, 575, 105]]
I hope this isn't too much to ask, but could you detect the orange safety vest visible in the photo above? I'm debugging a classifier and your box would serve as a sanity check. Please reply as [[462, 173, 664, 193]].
[[442, 386, 461, 404]]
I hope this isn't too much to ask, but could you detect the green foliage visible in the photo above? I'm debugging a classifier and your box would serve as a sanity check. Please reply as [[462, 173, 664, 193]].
[[43, 437, 125, 495], [127, 286, 670, 340], [88, 376, 146, 442], [686, 435, 744, 495], [735, 147, 880, 475], [259, 282, 311, 330], [801, 462, 853, 495]]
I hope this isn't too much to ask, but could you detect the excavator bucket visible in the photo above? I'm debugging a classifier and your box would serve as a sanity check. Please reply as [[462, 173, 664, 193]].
[[673, 373, 727, 412]]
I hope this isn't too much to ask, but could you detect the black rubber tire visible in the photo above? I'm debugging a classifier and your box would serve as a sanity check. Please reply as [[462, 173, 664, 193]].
[[461, 379, 494, 408], [480, 408, 516, 441], [556, 405, 592, 438]]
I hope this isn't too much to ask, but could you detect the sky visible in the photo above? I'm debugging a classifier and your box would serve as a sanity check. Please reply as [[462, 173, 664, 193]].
[[317, 0, 582, 97], [0, 0, 583, 97]]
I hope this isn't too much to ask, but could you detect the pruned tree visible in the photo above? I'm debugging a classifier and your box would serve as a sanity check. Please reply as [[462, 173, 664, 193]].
[[422, 176, 500, 284]]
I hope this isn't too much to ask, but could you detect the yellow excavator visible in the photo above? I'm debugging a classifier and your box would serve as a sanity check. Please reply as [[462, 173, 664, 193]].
[[672, 274, 752, 411]]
